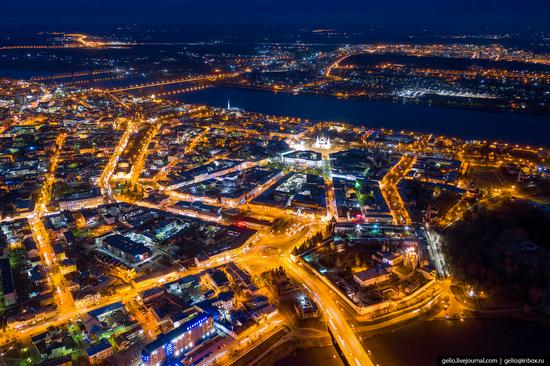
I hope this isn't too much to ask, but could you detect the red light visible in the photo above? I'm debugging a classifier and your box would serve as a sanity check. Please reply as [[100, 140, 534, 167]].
[[237, 221, 246, 227]]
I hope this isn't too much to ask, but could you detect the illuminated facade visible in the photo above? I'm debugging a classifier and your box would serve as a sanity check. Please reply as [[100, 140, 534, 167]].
[[141, 313, 215, 365], [313, 135, 331, 150]]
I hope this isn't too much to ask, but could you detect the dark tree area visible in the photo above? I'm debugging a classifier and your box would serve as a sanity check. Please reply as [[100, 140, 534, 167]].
[[292, 231, 324, 255], [442, 199, 550, 306]]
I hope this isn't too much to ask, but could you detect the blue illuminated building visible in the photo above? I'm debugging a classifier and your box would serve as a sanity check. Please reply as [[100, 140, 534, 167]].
[[141, 313, 215, 365]]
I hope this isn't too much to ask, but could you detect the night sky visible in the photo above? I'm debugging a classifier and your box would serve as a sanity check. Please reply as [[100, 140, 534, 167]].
[[2, 0, 549, 26]]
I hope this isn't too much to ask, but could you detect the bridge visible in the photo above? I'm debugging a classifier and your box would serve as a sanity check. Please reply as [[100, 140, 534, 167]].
[[105, 72, 239, 93]]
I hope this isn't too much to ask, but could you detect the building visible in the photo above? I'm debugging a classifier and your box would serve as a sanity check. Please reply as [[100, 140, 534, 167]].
[[208, 269, 229, 289], [114, 325, 144, 351], [73, 290, 101, 308], [86, 338, 113, 365], [141, 286, 166, 303], [141, 313, 214, 365], [23, 237, 40, 259], [164, 275, 199, 297], [100, 233, 152, 264], [32, 328, 76, 360], [87, 301, 126, 322], [294, 295, 320, 320], [250, 304, 278, 322], [281, 150, 323, 169], [313, 135, 331, 150], [211, 291, 235, 312], [58, 188, 104, 211], [59, 259, 77, 275], [371, 251, 404, 267], [53, 243, 67, 261], [353, 267, 391, 287], [154, 219, 182, 240], [225, 262, 258, 294]]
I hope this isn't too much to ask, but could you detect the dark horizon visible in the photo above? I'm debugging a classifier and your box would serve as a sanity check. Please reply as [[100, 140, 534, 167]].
[[2, 0, 549, 28]]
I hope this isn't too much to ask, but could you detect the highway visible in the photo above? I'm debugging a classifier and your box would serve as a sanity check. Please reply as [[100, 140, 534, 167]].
[[105, 72, 239, 93], [151, 84, 211, 97], [30, 68, 123, 82], [324, 54, 353, 78]]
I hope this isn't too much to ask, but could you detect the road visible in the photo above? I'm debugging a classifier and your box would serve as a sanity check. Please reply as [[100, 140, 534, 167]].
[[151, 128, 209, 184], [284, 257, 374, 366], [106, 73, 239, 93], [424, 228, 450, 278], [128, 122, 162, 185], [99, 118, 135, 202], [236, 221, 374, 366], [380, 154, 415, 225], [28, 132, 76, 313], [35, 133, 66, 215], [322, 151, 338, 220], [29, 217, 76, 313]]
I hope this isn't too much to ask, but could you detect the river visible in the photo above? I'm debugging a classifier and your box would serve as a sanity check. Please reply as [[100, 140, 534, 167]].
[[362, 318, 550, 366], [174, 86, 550, 147], [277, 319, 550, 366]]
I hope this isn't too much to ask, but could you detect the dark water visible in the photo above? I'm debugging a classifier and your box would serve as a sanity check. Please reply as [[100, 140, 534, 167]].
[[363, 319, 550, 366], [275, 346, 344, 366], [278, 319, 550, 366], [175, 86, 550, 147]]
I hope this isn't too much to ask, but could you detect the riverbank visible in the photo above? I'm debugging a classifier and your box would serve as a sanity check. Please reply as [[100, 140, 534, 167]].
[[175, 85, 550, 147], [222, 82, 550, 117]]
